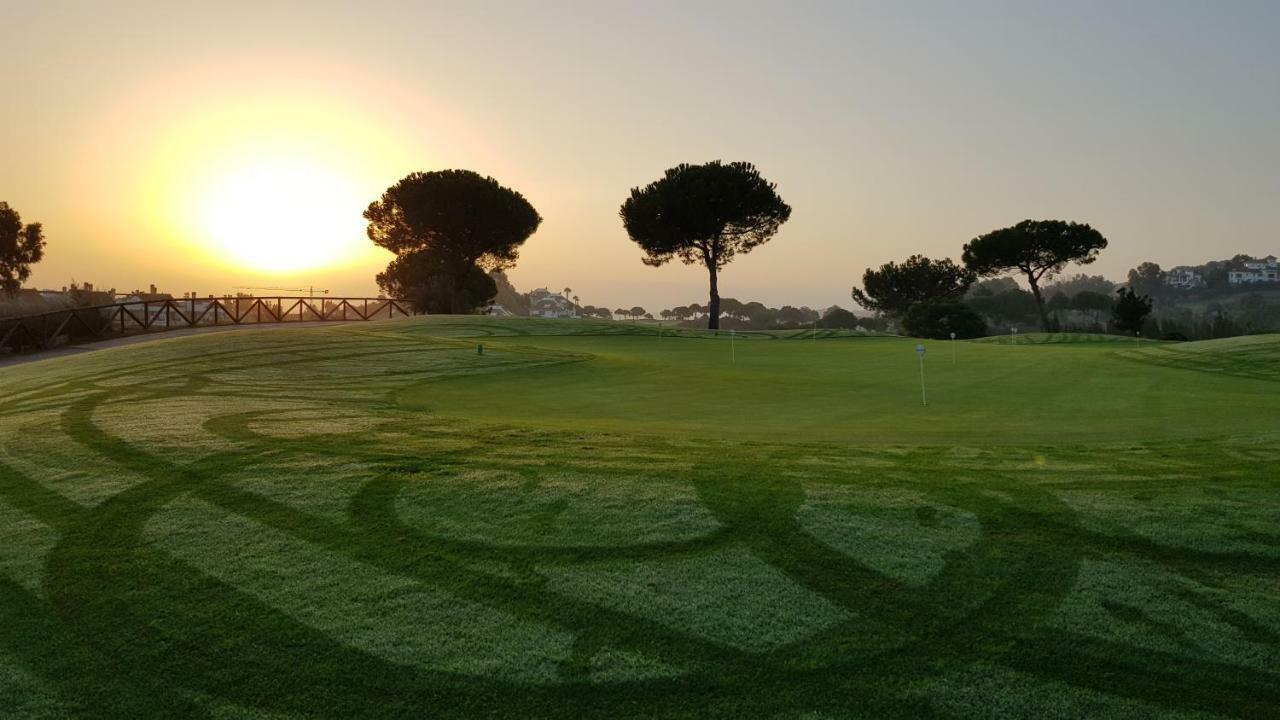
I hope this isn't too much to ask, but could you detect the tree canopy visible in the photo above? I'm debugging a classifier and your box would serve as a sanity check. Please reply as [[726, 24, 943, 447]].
[[376, 248, 497, 314], [1112, 287, 1153, 335], [902, 300, 987, 339], [851, 255, 975, 315], [819, 306, 860, 329], [620, 161, 791, 329], [1126, 262, 1165, 298], [1073, 290, 1114, 315], [966, 287, 1039, 327], [364, 170, 541, 314], [0, 202, 46, 298], [963, 219, 1108, 331], [1043, 273, 1116, 298]]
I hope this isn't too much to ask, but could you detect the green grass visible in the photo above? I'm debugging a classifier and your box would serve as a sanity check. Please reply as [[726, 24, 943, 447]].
[[0, 317, 1277, 718], [400, 332, 1277, 443], [970, 331, 1162, 345]]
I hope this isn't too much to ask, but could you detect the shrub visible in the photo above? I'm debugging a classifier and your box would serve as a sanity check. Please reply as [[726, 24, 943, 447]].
[[902, 301, 987, 339]]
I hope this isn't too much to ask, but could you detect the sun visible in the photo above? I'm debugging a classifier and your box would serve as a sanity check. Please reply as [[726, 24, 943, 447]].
[[195, 154, 368, 274], [126, 87, 420, 277]]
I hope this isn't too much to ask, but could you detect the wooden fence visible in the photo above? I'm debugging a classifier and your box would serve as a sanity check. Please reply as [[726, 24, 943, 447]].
[[0, 297, 413, 354]]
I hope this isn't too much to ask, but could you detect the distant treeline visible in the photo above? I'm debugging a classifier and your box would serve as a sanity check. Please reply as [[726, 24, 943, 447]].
[[926, 267, 1280, 341], [652, 300, 885, 331], [572, 300, 883, 331]]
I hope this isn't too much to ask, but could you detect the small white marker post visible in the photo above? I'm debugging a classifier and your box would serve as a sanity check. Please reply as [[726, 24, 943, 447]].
[[1012, 327, 1018, 346], [730, 328, 736, 364], [950, 331, 957, 364], [1136, 330, 1141, 347], [916, 343, 927, 406], [813, 321, 818, 342]]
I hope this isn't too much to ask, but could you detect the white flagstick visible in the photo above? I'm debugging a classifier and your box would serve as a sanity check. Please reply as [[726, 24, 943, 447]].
[[950, 331, 957, 364], [916, 344, 927, 406], [731, 329, 736, 364]]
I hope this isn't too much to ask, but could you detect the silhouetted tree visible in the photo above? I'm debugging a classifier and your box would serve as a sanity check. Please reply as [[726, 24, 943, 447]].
[[963, 220, 1108, 331], [1046, 292, 1072, 313], [740, 301, 776, 328], [718, 297, 745, 322], [967, 277, 1021, 297], [1072, 290, 1114, 323], [1126, 262, 1165, 298], [967, 288, 1039, 326], [1043, 273, 1116, 298], [902, 300, 987, 339], [851, 255, 975, 315], [376, 248, 497, 314], [620, 161, 791, 329], [629, 306, 646, 321], [365, 170, 541, 314], [776, 305, 818, 326], [1112, 287, 1153, 335], [819, 306, 860, 329], [614, 307, 628, 320], [0, 202, 46, 298]]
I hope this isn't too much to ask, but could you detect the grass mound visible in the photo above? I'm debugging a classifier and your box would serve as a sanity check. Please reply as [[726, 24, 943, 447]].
[[0, 316, 1277, 718], [1117, 334, 1280, 382], [970, 331, 1160, 345]]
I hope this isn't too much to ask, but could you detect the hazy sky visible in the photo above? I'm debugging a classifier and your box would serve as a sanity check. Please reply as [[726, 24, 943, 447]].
[[4, 1, 1278, 311]]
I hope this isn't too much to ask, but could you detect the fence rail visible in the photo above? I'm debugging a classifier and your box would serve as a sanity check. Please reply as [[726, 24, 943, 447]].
[[0, 297, 413, 353]]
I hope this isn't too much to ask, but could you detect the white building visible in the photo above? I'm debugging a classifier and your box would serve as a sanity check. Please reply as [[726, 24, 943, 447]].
[[527, 288, 579, 318], [1228, 258, 1279, 285], [1164, 267, 1205, 289]]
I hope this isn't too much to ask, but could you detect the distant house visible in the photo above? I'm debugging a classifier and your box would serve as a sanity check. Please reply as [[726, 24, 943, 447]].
[[527, 288, 579, 319], [1228, 258, 1279, 285], [1164, 267, 1205, 289], [116, 286, 179, 327]]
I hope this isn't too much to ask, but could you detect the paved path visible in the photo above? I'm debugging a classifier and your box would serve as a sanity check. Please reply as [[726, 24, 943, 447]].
[[0, 321, 357, 370]]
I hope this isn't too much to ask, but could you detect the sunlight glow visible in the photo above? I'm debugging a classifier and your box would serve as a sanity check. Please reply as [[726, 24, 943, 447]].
[[121, 83, 418, 277], [195, 155, 367, 273]]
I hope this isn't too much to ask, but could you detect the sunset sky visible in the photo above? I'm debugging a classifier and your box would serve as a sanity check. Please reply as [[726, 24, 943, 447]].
[[3, 1, 1278, 311]]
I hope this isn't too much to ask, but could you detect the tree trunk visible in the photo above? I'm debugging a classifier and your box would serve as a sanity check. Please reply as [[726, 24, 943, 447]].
[[706, 264, 720, 330], [1027, 275, 1051, 332]]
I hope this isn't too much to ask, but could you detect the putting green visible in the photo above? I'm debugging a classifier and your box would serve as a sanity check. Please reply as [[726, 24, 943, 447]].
[[0, 317, 1276, 719], [400, 333, 1280, 443]]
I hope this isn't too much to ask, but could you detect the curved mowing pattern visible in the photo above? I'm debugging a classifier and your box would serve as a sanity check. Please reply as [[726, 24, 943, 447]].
[[0, 320, 1277, 718], [1115, 335, 1280, 382]]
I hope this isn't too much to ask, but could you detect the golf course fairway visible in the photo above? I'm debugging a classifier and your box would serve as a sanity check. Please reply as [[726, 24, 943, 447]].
[[0, 316, 1277, 718]]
